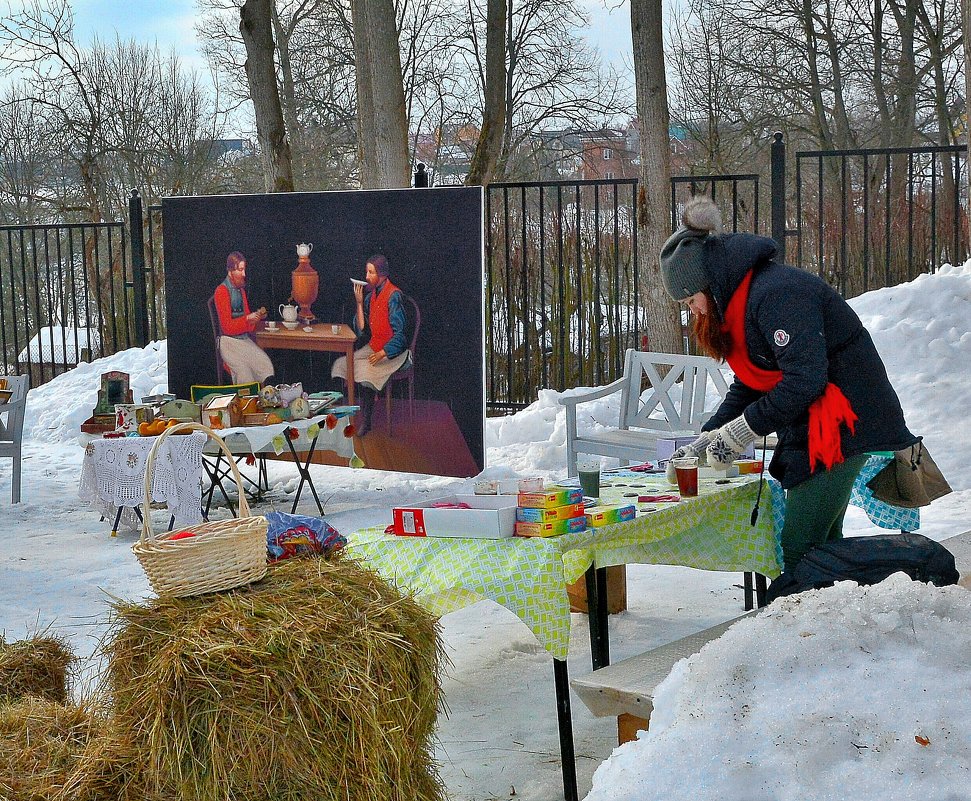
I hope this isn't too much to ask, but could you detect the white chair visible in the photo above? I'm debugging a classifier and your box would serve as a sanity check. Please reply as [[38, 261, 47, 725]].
[[560, 350, 731, 475], [0, 374, 29, 503]]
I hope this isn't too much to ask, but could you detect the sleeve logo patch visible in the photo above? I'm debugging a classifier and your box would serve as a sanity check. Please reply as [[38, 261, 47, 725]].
[[773, 329, 790, 347]]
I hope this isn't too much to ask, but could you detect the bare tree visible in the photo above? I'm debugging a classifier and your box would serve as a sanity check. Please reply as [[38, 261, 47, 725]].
[[350, 0, 411, 187], [240, 0, 295, 191], [465, 0, 506, 185], [632, 0, 681, 355], [964, 0, 971, 203]]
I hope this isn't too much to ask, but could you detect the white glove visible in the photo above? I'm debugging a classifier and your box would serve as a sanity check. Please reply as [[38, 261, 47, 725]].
[[665, 431, 713, 483], [706, 414, 758, 470]]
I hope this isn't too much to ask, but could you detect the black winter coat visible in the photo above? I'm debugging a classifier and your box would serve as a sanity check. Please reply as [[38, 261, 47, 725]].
[[698, 233, 917, 489]]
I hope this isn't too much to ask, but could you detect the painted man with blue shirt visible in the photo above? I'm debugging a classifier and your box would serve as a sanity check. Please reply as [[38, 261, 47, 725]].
[[331, 254, 410, 435]]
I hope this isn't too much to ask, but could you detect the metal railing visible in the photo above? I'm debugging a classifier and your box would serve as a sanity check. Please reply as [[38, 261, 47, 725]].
[[0, 221, 131, 386], [794, 144, 968, 296]]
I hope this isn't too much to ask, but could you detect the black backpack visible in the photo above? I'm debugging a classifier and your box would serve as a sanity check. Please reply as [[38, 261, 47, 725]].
[[764, 532, 959, 605]]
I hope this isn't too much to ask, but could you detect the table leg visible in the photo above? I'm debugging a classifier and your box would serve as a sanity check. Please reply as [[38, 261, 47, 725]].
[[110, 505, 124, 537], [284, 432, 324, 516], [743, 572, 754, 611], [202, 453, 237, 518], [585, 566, 611, 670], [345, 344, 356, 406], [755, 573, 768, 607], [552, 658, 579, 801]]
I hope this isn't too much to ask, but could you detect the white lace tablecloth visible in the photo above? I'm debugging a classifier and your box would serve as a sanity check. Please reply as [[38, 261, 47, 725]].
[[79, 433, 206, 531]]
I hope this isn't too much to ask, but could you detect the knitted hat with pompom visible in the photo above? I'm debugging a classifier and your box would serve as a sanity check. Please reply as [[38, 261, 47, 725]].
[[659, 196, 723, 301]]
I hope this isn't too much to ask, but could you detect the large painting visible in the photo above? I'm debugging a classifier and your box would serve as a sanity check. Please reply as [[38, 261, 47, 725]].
[[162, 187, 484, 477]]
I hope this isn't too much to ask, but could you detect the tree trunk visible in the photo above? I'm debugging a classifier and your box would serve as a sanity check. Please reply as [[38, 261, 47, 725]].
[[467, 0, 507, 186], [964, 0, 971, 207], [631, 0, 681, 355], [351, 0, 411, 188], [240, 0, 295, 192]]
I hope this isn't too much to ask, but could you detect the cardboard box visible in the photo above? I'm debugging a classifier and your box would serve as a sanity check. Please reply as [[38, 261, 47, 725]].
[[516, 503, 585, 523], [391, 495, 518, 539], [517, 486, 584, 509], [656, 435, 754, 461], [515, 517, 587, 538], [585, 504, 637, 528]]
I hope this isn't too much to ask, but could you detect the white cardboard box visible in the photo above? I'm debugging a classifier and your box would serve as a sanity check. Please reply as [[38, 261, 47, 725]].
[[392, 494, 518, 539]]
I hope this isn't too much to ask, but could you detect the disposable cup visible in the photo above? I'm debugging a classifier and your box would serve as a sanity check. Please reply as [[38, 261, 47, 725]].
[[576, 456, 601, 499], [672, 456, 699, 497]]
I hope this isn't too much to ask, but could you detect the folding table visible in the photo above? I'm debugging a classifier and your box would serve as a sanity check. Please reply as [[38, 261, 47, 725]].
[[202, 410, 358, 516], [345, 473, 783, 801]]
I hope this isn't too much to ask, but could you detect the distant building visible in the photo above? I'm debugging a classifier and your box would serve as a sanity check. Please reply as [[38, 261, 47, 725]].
[[17, 326, 99, 387]]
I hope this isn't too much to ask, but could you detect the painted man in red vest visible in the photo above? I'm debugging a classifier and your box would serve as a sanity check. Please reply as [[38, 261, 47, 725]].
[[331, 254, 410, 436], [213, 251, 274, 385]]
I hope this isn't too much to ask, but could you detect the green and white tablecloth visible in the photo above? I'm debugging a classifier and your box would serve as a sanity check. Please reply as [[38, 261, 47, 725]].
[[345, 473, 781, 660]]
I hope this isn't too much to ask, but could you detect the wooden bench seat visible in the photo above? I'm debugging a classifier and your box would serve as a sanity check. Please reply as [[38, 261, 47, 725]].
[[941, 530, 971, 588], [570, 613, 755, 745]]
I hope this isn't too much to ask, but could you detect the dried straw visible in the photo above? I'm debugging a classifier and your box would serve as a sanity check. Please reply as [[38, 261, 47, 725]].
[[0, 697, 101, 801], [98, 554, 446, 801], [0, 636, 74, 704]]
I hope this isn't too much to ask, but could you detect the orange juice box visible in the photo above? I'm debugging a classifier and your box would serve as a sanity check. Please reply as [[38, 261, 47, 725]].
[[585, 504, 636, 528], [515, 516, 587, 537], [516, 502, 585, 523], [517, 486, 584, 509]]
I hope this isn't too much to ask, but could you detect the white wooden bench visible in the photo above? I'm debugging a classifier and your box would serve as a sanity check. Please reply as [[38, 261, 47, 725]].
[[572, 530, 971, 747], [571, 612, 756, 745], [560, 350, 731, 476], [941, 530, 971, 589]]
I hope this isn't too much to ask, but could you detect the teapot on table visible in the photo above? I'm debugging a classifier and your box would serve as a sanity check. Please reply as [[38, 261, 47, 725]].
[[279, 303, 299, 322], [296, 242, 313, 258]]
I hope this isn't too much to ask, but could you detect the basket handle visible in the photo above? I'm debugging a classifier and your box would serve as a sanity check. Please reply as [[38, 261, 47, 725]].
[[140, 421, 253, 543]]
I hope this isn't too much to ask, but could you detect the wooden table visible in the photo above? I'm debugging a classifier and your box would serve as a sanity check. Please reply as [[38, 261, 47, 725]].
[[253, 322, 357, 405]]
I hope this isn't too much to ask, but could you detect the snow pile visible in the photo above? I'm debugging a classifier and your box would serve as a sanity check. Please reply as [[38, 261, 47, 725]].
[[25, 341, 168, 444], [585, 573, 971, 801]]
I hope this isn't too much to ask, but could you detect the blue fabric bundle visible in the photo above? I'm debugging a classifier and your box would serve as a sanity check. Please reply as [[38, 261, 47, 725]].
[[265, 511, 346, 563]]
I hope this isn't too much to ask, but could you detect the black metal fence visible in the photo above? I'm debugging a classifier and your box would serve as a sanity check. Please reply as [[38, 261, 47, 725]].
[[1, 136, 967, 405], [794, 144, 967, 297], [0, 221, 133, 388]]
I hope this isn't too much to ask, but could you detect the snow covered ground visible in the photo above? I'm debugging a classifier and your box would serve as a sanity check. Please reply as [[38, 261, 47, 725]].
[[2, 261, 970, 800]]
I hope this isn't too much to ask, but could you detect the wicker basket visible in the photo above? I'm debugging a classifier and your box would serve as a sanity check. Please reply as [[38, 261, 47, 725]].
[[132, 422, 268, 598]]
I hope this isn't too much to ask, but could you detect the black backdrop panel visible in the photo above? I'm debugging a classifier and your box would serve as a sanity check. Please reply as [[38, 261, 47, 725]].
[[162, 187, 484, 475]]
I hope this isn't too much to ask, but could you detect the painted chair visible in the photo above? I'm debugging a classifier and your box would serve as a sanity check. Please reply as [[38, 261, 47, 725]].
[[0, 374, 30, 503]]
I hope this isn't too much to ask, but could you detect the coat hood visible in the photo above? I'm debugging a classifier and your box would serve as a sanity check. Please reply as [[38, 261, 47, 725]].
[[704, 233, 779, 316]]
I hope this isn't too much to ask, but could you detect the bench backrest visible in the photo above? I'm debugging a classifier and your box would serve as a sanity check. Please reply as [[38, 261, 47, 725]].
[[618, 350, 730, 434]]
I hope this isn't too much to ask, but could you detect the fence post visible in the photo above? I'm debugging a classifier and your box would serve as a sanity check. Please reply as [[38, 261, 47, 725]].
[[770, 132, 786, 260], [413, 162, 429, 188], [128, 189, 149, 347]]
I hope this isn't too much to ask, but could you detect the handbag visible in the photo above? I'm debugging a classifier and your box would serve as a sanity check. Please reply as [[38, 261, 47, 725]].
[[866, 438, 952, 509]]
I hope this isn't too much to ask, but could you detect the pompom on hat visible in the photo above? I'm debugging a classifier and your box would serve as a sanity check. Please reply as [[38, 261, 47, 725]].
[[659, 196, 723, 300]]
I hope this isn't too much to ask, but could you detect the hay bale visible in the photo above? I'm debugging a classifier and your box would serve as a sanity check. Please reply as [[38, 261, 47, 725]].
[[0, 636, 74, 704], [100, 555, 446, 801], [0, 697, 101, 801]]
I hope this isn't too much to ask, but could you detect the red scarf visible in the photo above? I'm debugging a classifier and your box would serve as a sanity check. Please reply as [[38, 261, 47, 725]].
[[721, 270, 857, 472]]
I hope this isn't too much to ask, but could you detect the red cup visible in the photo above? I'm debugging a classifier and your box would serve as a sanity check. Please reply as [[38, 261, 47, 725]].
[[672, 456, 699, 497]]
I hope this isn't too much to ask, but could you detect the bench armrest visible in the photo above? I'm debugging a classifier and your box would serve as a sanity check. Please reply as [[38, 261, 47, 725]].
[[558, 375, 628, 408]]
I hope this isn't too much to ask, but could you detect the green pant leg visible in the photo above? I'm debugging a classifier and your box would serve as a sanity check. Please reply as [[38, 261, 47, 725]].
[[779, 453, 868, 570]]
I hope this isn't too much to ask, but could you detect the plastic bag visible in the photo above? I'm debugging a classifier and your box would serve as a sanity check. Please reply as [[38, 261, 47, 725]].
[[265, 511, 346, 563]]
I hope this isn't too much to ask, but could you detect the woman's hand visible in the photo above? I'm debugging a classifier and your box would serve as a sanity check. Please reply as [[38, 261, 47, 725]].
[[367, 348, 387, 365]]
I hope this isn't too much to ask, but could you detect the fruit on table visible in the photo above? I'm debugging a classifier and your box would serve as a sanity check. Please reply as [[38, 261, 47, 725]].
[[138, 421, 153, 436]]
